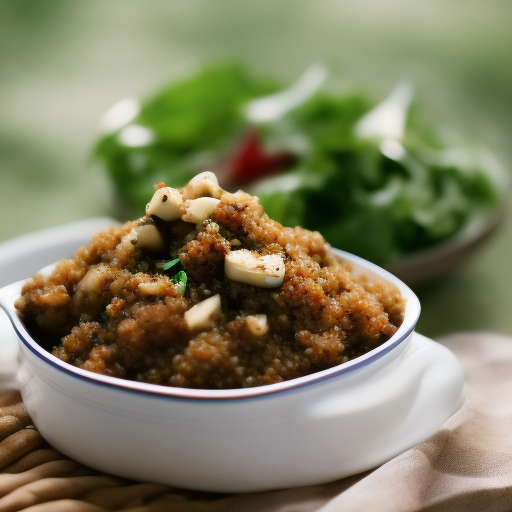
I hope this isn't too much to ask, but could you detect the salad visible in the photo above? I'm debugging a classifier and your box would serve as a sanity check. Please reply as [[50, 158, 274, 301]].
[[94, 63, 499, 266]]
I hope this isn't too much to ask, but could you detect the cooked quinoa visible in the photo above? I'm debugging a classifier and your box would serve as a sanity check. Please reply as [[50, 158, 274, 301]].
[[15, 173, 405, 389]]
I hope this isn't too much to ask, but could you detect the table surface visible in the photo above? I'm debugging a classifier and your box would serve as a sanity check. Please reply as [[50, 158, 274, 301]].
[[1, 0, 511, 340]]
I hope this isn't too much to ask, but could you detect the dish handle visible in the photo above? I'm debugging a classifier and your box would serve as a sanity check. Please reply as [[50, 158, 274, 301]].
[[302, 332, 465, 460], [0, 281, 27, 390]]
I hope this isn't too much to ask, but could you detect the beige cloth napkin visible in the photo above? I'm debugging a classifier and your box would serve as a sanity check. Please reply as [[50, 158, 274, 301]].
[[1, 332, 512, 512]]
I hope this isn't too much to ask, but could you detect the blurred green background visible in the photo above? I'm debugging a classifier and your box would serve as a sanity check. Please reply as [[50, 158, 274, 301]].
[[1, 0, 511, 338]]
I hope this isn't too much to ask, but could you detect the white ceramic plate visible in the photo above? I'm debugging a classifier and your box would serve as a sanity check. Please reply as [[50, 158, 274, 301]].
[[0, 219, 465, 492]]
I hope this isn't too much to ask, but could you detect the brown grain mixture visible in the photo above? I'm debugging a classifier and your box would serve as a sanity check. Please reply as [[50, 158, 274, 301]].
[[15, 175, 405, 389]]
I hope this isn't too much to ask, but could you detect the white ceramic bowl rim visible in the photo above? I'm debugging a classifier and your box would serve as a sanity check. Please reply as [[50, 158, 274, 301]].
[[4, 249, 420, 402]]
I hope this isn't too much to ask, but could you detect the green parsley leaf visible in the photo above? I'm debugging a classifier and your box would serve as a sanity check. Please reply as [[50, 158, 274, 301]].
[[172, 270, 188, 295], [161, 258, 182, 274]]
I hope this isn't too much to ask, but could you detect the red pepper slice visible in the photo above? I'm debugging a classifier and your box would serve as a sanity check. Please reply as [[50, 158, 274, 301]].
[[225, 129, 296, 187]]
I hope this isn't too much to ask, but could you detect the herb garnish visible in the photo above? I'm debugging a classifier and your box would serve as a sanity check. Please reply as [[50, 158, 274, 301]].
[[172, 270, 188, 295], [159, 258, 188, 295], [161, 258, 182, 274]]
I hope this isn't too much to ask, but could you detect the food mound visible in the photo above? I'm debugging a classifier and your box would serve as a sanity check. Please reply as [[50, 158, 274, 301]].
[[16, 173, 405, 389]]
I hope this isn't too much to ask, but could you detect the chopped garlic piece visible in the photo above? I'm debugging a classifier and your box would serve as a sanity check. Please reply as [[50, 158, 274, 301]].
[[182, 197, 220, 224], [183, 171, 221, 199], [135, 224, 165, 252], [225, 250, 285, 288], [184, 294, 221, 331], [246, 315, 269, 336], [146, 187, 183, 221], [77, 265, 110, 294], [138, 279, 169, 296]]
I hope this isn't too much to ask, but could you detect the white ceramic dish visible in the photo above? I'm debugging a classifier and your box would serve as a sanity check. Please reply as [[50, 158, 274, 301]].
[[0, 221, 464, 493]]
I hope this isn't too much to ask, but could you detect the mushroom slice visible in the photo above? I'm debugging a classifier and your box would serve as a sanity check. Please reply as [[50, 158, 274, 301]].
[[135, 224, 165, 252], [183, 171, 221, 199], [225, 250, 285, 288], [182, 197, 220, 224], [146, 187, 183, 221], [184, 294, 221, 331]]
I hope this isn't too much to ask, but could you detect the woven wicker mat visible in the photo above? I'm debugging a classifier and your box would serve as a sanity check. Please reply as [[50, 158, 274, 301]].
[[4, 333, 512, 512]]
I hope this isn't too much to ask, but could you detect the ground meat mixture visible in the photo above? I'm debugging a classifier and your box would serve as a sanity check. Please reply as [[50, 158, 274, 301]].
[[15, 173, 405, 389]]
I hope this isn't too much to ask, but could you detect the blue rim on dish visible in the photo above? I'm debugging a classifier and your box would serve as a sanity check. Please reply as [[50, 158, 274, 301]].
[[0, 249, 420, 402]]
